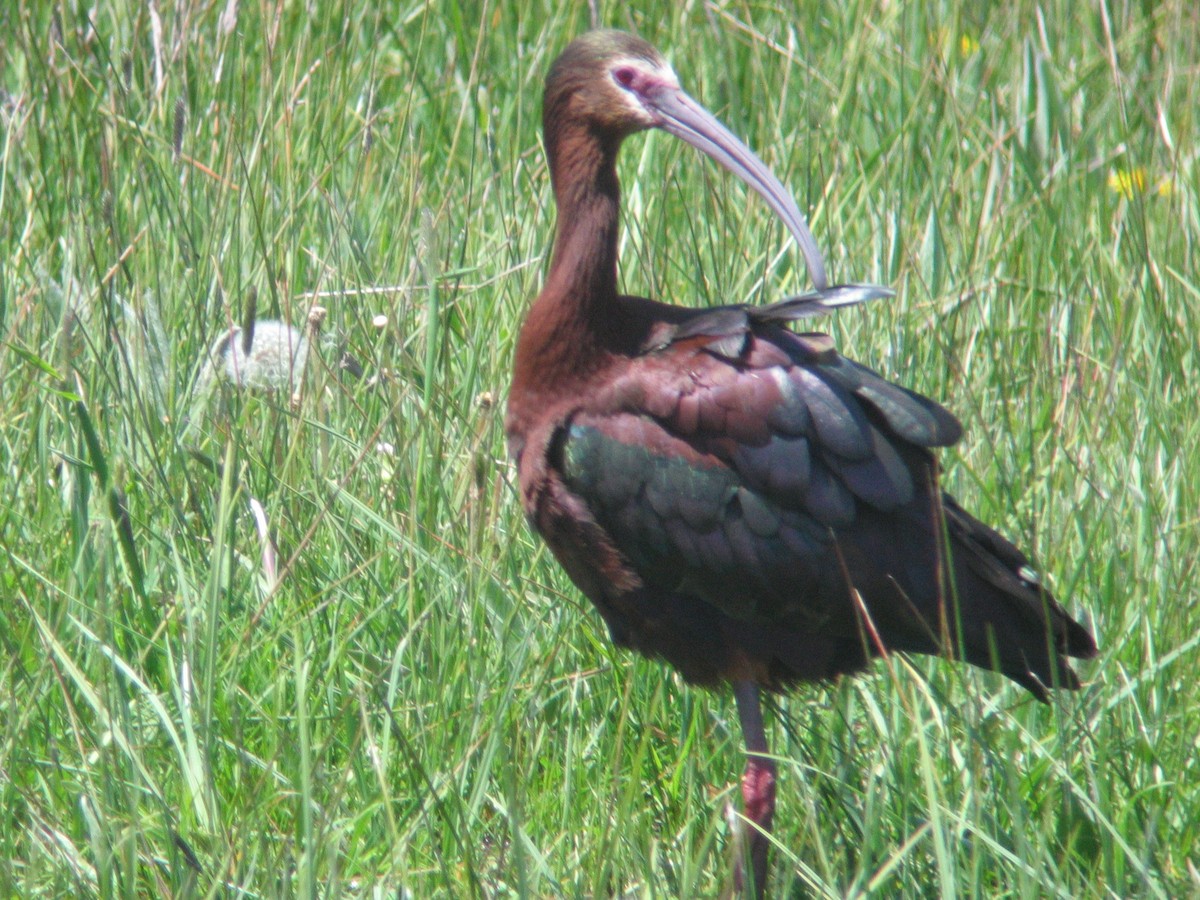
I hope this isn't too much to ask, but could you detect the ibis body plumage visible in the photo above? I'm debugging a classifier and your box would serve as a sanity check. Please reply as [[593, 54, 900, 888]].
[[506, 30, 1096, 896]]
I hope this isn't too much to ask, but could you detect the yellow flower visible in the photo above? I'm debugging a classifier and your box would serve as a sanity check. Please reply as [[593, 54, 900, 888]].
[[1108, 167, 1148, 199], [959, 33, 980, 57]]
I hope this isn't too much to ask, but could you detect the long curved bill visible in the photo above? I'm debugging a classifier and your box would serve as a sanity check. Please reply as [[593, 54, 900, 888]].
[[647, 85, 829, 291]]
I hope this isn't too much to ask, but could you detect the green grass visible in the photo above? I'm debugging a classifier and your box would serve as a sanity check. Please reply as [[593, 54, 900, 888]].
[[1, 0, 1196, 896]]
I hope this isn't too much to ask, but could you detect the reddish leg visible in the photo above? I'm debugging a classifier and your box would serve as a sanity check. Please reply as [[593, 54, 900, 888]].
[[732, 680, 776, 899]]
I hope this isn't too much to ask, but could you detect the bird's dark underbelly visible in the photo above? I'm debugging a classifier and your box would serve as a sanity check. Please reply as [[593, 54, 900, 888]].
[[541, 523, 878, 690]]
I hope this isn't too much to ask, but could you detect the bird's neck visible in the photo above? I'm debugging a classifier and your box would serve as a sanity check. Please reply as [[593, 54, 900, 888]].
[[545, 122, 625, 322], [516, 127, 625, 392]]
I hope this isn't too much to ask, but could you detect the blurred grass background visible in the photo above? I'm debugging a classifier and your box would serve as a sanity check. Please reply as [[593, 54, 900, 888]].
[[1, 0, 1196, 896]]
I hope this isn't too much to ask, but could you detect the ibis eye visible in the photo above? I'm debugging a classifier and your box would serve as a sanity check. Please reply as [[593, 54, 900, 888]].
[[613, 66, 636, 88]]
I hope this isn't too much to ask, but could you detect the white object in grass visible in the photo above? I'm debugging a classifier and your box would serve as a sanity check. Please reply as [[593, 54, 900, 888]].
[[211, 320, 308, 391]]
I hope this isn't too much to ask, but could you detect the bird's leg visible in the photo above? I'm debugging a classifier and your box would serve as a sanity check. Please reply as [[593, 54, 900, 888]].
[[732, 679, 775, 899]]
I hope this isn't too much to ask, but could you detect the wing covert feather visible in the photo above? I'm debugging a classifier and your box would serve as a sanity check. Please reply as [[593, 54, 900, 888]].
[[556, 305, 964, 623]]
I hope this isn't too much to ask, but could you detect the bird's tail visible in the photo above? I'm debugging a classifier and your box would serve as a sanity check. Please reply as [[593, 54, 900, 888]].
[[940, 495, 1097, 700]]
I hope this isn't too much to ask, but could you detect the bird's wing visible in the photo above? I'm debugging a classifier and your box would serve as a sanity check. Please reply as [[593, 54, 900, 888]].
[[555, 297, 962, 624]]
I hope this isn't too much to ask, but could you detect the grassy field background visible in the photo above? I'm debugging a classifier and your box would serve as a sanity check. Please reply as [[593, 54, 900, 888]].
[[2, 0, 1197, 896]]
